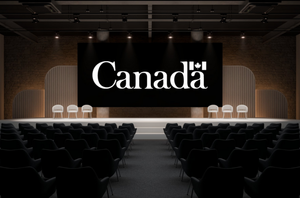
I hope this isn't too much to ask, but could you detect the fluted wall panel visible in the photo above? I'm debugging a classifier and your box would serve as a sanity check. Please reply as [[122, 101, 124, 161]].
[[256, 89, 288, 118], [12, 89, 45, 118], [213, 66, 256, 118], [45, 66, 80, 118]]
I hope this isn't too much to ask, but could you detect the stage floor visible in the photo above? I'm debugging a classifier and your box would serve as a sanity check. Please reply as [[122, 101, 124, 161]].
[[1, 118, 299, 139]]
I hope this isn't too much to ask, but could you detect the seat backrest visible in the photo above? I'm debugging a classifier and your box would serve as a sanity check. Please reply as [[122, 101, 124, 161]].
[[79, 126, 93, 133], [267, 149, 300, 169], [278, 133, 299, 140], [186, 125, 202, 133], [216, 128, 232, 139], [222, 104, 233, 112], [99, 125, 113, 133], [210, 139, 236, 159], [235, 123, 247, 128], [273, 139, 300, 150], [92, 128, 107, 139], [227, 133, 246, 148], [183, 123, 196, 129], [32, 139, 59, 159], [98, 139, 122, 159], [107, 133, 127, 148], [0, 149, 33, 168], [256, 166, 300, 198], [54, 133, 74, 148], [41, 149, 75, 178], [81, 133, 100, 147], [281, 128, 299, 134], [254, 133, 273, 147], [0, 139, 26, 150], [173, 133, 193, 148], [236, 104, 248, 112], [82, 149, 116, 178], [167, 125, 182, 135], [169, 129, 186, 140], [53, 123, 65, 128], [1, 133, 22, 140], [69, 128, 85, 139], [56, 166, 109, 198], [46, 128, 62, 139], [238, 128, 255, 140], [105, 123, 118, 129], [207, 126, 221, 133], [242, 139, 268, 159], [88, 123, 100, 129], [208, 105, 218, 112], [184, 149, 218, 178], [193, 129, 208, 139], [177, 139, 203, 159], [225, 149, 259, 178], [194, 167, 244, 198], [81, 104, 92, 112], [67, 104, 78, 112], [165, 123, 178, 131], [0, 166, 46, 197], [70, 123, 83, 129], [65, 139, 90, 159], [200, 123, 213, 129], [27, 133, 47, 147], [52, 104, 63, 112], [218, 123, 230, 129], [114, 128, 130, 140], [200, 133, 220, 148]]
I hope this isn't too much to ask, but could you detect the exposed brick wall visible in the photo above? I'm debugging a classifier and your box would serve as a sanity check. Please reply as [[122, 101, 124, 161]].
[[4, 34, 296, 118]]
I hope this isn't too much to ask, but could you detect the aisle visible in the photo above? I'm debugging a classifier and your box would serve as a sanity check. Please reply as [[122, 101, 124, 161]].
[[110, 140, 189, 198]]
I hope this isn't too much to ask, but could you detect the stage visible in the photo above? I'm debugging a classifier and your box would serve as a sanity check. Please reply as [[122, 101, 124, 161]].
[[1, 118, 300, 139]]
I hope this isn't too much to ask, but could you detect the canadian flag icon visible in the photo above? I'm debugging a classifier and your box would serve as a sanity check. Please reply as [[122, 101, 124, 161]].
[[189, 61, 207, 71]]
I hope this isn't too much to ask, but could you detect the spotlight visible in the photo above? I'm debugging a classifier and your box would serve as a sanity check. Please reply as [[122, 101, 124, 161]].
[[241, 32, 245, 39], [210, 6, 214, 13], [32, 14, 39, 23], [86, 6, 90, 13], [168, 32, 173, 39], [55, 32, 59, 39], [261, 14, 268, 23], [220, 14, 227, 23], [88, 32, 93, 39], [99, 6, 104, 13], [122, 13, 128, 22], [172, 13, 178, 22], [207, 32, 212, 39], [73, 14, 80, 23], [127, 32, 132, 39], [197, 6, 201, 13]]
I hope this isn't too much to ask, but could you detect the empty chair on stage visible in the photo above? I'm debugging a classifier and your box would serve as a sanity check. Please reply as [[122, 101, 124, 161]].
[[67, 104, 78, 118], [207, 104, 219, 118], [222, 104, 233, 118], [81, 104, 93, 118], [52, 104, 64, 118], [236, 104, 248, 118]]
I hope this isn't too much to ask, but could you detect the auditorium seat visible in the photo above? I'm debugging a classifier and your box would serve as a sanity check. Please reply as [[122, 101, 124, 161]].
[[81, 133, 100, 147], [206, 139, 235, 160], [65, 139, 94, 159], [92, 128, 108, 139]]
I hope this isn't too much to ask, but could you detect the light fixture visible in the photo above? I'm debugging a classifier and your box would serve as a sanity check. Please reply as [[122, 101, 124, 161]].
[[210, 6, 214, 13], [207, 32, 212, 39], [196, 6, 200, 13], [168, 32, 173, 39], [73, 14, 80, 23], [122, 13, 128, 22], [55, 32, 59, 39], [261, 14, 268, 23], [241, 32, 245, 39], [172, 13, 178, 22], [127, 32, 132, 39], [32, 14, 39, 23], [86, 6, 90, 13], [88, 32, 93, 39], [99, 5, 104, 13], [220, 14, 227, 23]]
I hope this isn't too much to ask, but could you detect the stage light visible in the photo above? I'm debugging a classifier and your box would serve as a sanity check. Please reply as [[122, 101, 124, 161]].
[[73, 14, 80, 23], [88, 32, 93, 39], [32, 14, 39, 23], [55, 32, 59, 39], [241, 32, 245, 39], [197, 6, 201, 13], [127, 32, 132, 39], [86, 6, 90, 13], [207, 32, 212, 39], [210, 6, 214, 13], [99, 6, 104, 13], [172, 14, 178, 22], [220, 14, 227, 23], [168, 32, 173, 39], [261, 14, 268, 23], [122, 13, 128, 22]]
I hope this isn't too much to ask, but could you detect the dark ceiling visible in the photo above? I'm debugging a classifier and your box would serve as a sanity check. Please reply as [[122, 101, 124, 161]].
[[0, 0, 300, 43]]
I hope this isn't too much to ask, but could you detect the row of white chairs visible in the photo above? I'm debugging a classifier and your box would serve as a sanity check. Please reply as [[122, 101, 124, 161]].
[[208, 104, 248, 118], [52, 104, 93, 118]]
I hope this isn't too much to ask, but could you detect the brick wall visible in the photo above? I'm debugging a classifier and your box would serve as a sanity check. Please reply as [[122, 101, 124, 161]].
[[4, 33, 296, 118]]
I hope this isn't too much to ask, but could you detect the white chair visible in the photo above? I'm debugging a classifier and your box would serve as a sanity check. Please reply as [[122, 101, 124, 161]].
[[67, 105, 78, 118], [222, 104, 233, 118], [52, 104, 64, 118], [208, 105, 219, 118], [237, 104, 248, 118], [81, 104, 93, 118]]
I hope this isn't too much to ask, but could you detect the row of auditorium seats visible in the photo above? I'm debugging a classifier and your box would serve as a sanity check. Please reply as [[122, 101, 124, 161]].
[[163, 122, 300, 198], [0, 122, 136, 198]]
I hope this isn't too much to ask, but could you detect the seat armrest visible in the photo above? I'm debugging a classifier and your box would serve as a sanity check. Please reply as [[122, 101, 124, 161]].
[[180, 158, 186, 162]]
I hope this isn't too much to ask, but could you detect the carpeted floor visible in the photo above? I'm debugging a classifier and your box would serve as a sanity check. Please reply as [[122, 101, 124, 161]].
[[50, 139, 253, 198]]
